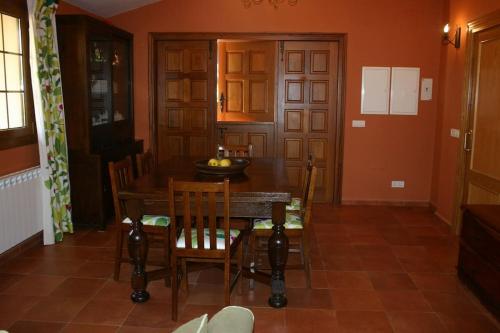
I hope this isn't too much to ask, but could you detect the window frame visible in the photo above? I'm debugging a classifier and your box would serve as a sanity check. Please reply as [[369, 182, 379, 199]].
[[0, 0, 36, 150]]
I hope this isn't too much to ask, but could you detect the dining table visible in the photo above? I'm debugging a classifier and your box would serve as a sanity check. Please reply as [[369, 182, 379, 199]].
[[118, 156, 294, 308]]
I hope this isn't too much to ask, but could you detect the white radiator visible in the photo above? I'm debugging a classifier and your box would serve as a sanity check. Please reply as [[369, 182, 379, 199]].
[[0, 167, 43, 254]]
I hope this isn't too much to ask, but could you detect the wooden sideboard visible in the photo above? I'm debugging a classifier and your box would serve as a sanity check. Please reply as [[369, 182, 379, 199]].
[[458, 205, 500, 320]]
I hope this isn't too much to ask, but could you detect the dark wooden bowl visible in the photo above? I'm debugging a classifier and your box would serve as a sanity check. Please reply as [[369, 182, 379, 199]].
[[195, 158, 251, 176]]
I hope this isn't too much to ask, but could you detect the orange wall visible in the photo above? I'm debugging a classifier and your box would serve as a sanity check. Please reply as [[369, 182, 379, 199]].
[[431, 0, 500, 222], [0, 1, 99, 177], [109, 0, 445, 203]]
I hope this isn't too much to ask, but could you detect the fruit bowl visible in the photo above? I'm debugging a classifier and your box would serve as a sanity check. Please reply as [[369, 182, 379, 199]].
[[195, 158, 250, 176]]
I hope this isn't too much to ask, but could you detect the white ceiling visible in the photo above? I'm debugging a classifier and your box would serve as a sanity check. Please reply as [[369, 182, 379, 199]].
[[64, 0, 162, 18]]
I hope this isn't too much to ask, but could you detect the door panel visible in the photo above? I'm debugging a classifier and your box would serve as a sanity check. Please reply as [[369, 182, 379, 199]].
[[157, 41, 215, 162], [216, 123, 274, 158], [218, 41, 276, 122], [464, 26, 500, 205], [278, 41, 339, 202]]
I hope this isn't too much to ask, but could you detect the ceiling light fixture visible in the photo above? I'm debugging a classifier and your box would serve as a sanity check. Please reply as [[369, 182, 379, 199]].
[[242, 0, 298, 9]]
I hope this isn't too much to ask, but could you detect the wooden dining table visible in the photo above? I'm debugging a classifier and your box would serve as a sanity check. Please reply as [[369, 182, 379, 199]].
[[118, 156, 294, 308]]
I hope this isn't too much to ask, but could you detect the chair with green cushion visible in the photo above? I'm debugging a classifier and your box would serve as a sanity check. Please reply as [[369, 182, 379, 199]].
[[249, 164, 317, 288], [108, 156, 171, 281], [285, 155, 313, 213], [168, 178, 244, 321]]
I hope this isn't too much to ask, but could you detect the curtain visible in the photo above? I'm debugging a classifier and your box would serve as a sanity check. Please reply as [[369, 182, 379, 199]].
[[27, 0, 73, 244]]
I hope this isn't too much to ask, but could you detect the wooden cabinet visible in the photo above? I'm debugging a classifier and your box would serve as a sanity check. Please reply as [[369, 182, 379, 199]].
[[459, 205, 500, 320], [57, 15, 142, 229]]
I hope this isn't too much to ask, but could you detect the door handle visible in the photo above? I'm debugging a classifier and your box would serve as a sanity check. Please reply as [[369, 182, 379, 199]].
[[219, 93, 225, 112], [464, 130, 473, 152]]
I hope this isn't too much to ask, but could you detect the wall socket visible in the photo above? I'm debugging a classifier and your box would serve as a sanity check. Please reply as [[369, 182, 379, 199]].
[[391, 180, 405, 188]]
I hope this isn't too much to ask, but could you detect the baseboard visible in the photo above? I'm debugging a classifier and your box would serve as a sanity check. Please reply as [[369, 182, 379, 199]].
[[341, 200, 431, 208], [0, 231, 43, 266]]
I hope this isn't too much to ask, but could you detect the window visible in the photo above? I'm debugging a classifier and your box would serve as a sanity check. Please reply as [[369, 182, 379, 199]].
[[0, 0, 35, 150]]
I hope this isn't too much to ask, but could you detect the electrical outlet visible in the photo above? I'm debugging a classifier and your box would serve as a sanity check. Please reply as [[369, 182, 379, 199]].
[[391, 180, 405, 188]]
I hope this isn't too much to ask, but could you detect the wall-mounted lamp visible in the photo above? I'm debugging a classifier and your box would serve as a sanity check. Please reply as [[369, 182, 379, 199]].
[[443, 24, 461, 48]]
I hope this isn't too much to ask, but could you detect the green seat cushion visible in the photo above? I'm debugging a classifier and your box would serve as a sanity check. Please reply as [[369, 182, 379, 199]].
[[253, 212, 303, 230], [286, 197, 302, 211], [122, 215, 170, 227], [177, 228, 240, 250]]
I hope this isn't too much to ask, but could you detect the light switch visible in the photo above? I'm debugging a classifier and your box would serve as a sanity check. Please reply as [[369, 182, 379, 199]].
[[421, 78, 433, 101], [352, 120, 366, 128], [450, 128, 460, 138]]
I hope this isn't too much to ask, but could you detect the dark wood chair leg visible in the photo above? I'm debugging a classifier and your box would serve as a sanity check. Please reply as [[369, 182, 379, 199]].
[[163, 228, 171, 287], [171, 257, 178, 321], [248, 232, 256, 290], [181, 258, 189, 292], [113, 228, 124, 281], [302, 232, 311, 288], [224, 257, 231, 305], [237, 242, 243, 295]]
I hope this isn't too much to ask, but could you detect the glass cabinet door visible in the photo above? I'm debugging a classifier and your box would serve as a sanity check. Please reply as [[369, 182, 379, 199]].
[[89, 40, 112, 126], [111, 37, 130, 122]]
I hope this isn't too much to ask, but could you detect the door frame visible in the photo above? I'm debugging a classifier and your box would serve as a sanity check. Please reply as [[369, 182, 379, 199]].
[[149, 32, 347, 204], [452, 10, 500, 233]]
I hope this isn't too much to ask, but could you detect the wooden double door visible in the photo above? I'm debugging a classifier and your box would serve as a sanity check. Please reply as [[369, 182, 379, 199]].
[[154, 35, 344, 202]]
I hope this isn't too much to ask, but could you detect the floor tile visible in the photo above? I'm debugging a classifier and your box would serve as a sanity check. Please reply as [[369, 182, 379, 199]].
[[310, 270, 329, 289], [376, 290, 431, 311], [438, 312, 500, 333], [422, 290, 482, 314], [409, 273, 462, 293], [286, 288, 333, 309], [2, 205, 498, 332], [388, 311, 447, 333], [0, 273, 24, 293], [50, 277, 106, 298], [3, 274, 66, 296], [331, 289, 383, 311], [0, 295, 41, 322], [62, 323, 120, 333], [336, 310, 393, 333], [368, 272, 417, 290], [251, 307, 286, 333], [22, 296, 89, 322], [8, 320, 66, 333], [72, 299, 134, 325], [123, 302, 177, 329], [285, 308, 337, 332], [326, 271, 373, 290], [30, 260, 86, 276]]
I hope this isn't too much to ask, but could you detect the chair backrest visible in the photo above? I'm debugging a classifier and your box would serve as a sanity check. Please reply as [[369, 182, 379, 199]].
[[137, 150, 154, 177], [302, 165, 317, 229], [223, 144, 253, 158], [108, 156, 134, 225], [168, 178, 231, 256], [300, 155, 314, 206]]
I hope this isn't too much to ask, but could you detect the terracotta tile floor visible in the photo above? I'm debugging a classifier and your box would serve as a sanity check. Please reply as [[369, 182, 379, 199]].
[[1, 204, 499, 332]]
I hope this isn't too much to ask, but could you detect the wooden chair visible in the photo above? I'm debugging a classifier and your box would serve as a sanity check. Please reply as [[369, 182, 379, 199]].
[[223, 144, 253, 157], [136, 150, 154, 177], [168, 178, 244, 321], [248, 164, 317, 288], [108, 156, 170, 281]]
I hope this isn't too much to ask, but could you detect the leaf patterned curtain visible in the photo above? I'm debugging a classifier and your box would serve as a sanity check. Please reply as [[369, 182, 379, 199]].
[[27, 0, 73, 244]]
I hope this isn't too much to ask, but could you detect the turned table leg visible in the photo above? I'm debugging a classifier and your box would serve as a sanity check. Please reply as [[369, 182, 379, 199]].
[[126, 199, 150, 303], [268, 201, 289, 308]]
